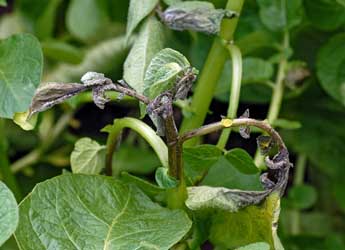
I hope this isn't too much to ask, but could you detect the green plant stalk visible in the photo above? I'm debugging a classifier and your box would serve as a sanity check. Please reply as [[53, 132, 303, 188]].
[[0, 119, 22, 200], [216, 44, 242, 150], [290, 154, 307, 235], [102, 117, 168, 176], [179, 0, 245, 147], [254, 31, 289, 167]]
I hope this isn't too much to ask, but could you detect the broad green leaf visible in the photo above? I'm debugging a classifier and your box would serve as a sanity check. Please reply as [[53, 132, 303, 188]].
[[15, 175, 192, 250], [257, 0, 303, 31], [46, 36, 129, 83], [183, 144, 222, 185], [242, 58, 274, 84], [66, 0, 109, 42], [0, 34, 43, 118], [209, 192, 281, 250], [42, 40, 84, 64], [287, 184, 317, 210], [123, 16, 164, 93], [13, 111, 37, 131], [126, 0, 159, 42], [163, 0, 182, 5], [143, 48, 191, 98], [70, 137, 106, 174], [201, 149, 263, 190], [0, 0, 7, 7], [0, 181, 18, 246], [304, 0, 345, 31], [316, 33, 345, 106], [235, 242, 270, 250], [120, 172, 166, 202], [112, 143, 160, 176]]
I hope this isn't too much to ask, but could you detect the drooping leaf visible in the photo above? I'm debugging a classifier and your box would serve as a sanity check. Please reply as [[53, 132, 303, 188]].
[[70, 137, 106, 174], [126, 0, 159, 42], [15, 175, 192, 250], [257, 0, 303, 31], [304, 0, 345, 31], [257, 135, 275, 155], [208, 192, 281, 250], [123, 16, 165, 94], [0, 34, 43, 118], [316, 33, 345, 106], [66, 0, 110, 42], [235, 242, 270, 250], [239, 109, 251, 139], [183, 144, 222, 185], [201, 149, 263, 191], [159, 1, 237, 35], [0, 181, 18, 246]]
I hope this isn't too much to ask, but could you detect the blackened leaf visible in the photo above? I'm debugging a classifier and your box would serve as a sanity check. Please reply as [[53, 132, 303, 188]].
[[28, 82, 87, 118], [0, 34, 43, 118], [239, 109, 250, 139], [257, 135, 275, 155], [317, 33, 345, 106], [160, 1, 237, 35]]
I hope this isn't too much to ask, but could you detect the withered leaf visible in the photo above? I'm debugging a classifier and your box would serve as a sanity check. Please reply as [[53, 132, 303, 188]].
[[28, 83, 87, 118], [159, 1, 237, 35], [239, 109, 250, 139], [257, 135, 275, 155]]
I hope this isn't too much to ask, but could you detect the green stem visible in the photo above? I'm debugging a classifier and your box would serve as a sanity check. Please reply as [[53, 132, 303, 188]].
[[0, 119, 22, 200], [179, 0, 245, 146], [290, 154, 307, 235], [216, 44, 242, 150], [102, 117, 168, 176], [254, 31, 289, 167]]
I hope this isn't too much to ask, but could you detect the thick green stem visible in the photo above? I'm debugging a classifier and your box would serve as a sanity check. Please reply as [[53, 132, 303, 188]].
[[290, 154, 307, 235], [0, 119, 22, 200], [216, 44, 242, 150], [254, 31, 289, 167], [102, 117, 168, 176], [179, 0, 245, 146]]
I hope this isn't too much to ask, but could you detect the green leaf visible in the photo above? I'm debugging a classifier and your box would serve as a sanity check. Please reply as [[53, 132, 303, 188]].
[[257, 0, 303, 31], [0, 34, 43, 118], [112, 143, 160, 176], [70, 137, 106, 174], [337, 0, 345, 7], [15, 174, 192, 250], [304, 0, 345, 31], [155, 167, 179, 188], [35, 0, 62, 39], [123, 16, 164, 94], [126, 0, 159, 42], [13, 111, 38, 131], [287, 184, 317, 209], [317, 33, 345, 106], [272, 119, 301, 130], [201, 149, 263, 190], [0, 0, 7, 7], [46, 36, 129, 83], [143, 48, 191, 98], [0, 181, 18, 246], [208, 192, 281, 250], [66, 0, 109, 42], [183, 144, 222, 185], [42, 40, 84, 64], [235, 242, 270, 250], [242, 58, 274, 83]]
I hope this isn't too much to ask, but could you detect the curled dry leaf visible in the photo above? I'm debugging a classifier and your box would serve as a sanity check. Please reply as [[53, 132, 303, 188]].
[[239, 109, 251, 139], [158, 1, 238, 35], [257, 135, 275, 155]]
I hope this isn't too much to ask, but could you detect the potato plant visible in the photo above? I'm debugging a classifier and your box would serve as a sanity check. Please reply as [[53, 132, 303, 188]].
[[0, 0, 344, 249]]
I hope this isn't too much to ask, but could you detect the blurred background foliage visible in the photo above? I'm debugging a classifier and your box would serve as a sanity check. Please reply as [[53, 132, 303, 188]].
[[0, 0, 345, 249]]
